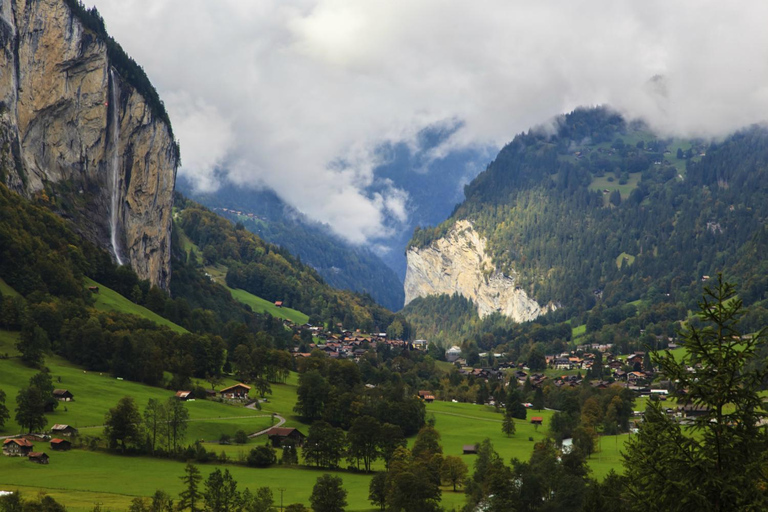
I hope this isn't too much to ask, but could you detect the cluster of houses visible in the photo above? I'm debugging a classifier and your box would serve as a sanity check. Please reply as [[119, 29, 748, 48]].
[[213, 207, 267, 221], [2, 425, 78, 464], [290, 330, 417, 361], [546, 347, 655, 385]]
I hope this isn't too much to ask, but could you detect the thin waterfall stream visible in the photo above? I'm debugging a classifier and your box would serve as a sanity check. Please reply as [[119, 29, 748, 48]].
[[108, 68, 123, 265]]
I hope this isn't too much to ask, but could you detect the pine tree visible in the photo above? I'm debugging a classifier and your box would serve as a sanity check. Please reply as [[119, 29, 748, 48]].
[[501, 411, 516, 437], [623, 276, 768, 510], [178, 463, 202, 512]]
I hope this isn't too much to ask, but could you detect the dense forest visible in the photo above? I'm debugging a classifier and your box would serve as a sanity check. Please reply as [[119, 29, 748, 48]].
[[407, 108, 768, 346], [175, 194, 395, 332], [179, 180, 405, 311]]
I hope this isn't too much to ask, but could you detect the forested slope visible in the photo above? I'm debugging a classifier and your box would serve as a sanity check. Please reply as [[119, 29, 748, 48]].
[[174, 195, 394, 332], [179, 181, 405, 311], [411, 108, 768, 315]]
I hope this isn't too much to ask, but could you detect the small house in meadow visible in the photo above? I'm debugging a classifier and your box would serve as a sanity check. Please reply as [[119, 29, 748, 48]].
[[219, 383, 251, 399], [463, 445, 478, 455], [3, 438, 33, 457], [51, 424, 78, 437], [50, 439, 71, 451], [28, 452, 49, 464], [531, 417, 543, 426], [265, 427, 306, 447], [52, 389, 74, 401], [175, 391, 192, 401]]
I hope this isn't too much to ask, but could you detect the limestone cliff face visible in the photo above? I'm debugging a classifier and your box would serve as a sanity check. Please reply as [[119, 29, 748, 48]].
[[404, 220, 553, 322], [0, 0, 177, 288]]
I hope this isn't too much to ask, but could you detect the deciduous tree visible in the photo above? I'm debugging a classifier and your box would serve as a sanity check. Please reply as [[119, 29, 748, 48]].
[[310, 474, 347, 512], [104, 396, 142, 452]]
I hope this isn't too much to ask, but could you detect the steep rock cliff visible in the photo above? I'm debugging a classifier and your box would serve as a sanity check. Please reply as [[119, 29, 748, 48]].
[[0, 0, 177, 288], [404, 220, 553, 322]]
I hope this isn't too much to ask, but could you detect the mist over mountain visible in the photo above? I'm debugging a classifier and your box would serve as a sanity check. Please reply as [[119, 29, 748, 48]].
[[177, 177, 406, 311]]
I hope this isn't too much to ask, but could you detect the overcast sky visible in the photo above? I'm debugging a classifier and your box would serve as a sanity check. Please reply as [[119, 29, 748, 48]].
[[92, 0, 768, 244]]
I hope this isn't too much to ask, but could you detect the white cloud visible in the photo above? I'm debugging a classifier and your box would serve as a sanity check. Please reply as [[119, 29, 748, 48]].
[[91, 0, 768, 243]]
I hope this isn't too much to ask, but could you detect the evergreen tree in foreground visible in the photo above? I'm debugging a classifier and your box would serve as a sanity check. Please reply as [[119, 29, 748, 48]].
[[623, 276, 768, 511]]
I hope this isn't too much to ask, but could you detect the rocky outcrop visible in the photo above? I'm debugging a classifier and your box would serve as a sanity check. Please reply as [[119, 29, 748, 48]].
[[0, 0, 177, 288], [404, 220, 553, 322]]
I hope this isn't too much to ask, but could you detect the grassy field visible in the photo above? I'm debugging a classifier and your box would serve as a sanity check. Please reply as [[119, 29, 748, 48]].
[[616, 252, 635, 269], [229, 288, 309, 325], [572, 323, 586, 339], [589, 172, 641, 203], [84, 278, 187, 334], [0, 276, 19, 297], [0, 397, 631, 512], [0, 450, 381, 512], [0, 332, 272, 439], [1, 322, 633, 510]]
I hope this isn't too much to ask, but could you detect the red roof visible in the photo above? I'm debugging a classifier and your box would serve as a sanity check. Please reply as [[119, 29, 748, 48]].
[[50, 438, 69, 445], [4, 438, 33, 447], [531, 417, 543, 422]]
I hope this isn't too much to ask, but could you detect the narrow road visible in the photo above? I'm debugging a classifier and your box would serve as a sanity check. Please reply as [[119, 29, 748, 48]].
[[245, 402, 286, 438]]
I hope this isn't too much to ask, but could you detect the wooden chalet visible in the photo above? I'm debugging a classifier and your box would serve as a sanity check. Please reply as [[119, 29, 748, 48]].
[[50, 438, 71, 451], [50, 424, 78, 437], [52, 389, 74, 401], [219, 383, 251, 399], [28, 452, 49, 464], [531, 417, 543, 425], [274, 301, 283, 308], [463, 444, 478, 455], [3, 438, 33, 457], [265, 427, 306, 447], [175, 391, 192, 400], [677, 404, 710, 418]]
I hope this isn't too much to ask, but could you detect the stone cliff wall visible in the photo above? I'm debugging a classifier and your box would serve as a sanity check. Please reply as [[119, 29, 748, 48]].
[[404, 220, 553, 322], [0, 0, 177, 288]]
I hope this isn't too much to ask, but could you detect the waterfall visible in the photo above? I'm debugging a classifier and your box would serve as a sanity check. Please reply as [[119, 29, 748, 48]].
[[108, 68, 123, 265]]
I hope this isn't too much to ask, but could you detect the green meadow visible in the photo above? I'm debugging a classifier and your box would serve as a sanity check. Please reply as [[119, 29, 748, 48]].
[[229, 288, 309, 325], [0, 450, 379, 512], [84, 278, 187, 333], [0, 276, 19, 297], [0, 332, 270, 439], [0, 322, 634, 511]]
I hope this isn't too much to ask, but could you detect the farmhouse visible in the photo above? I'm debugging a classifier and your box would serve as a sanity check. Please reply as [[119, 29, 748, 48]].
[[265, 427, 306, 447], [50, 424, 78, 437], [28, 452, 49, 464], [463, 445, 478, 455], [219, 383, 251, 399], [678, 404, 710, 418], [274, 301, 283, 308], [531, 417, 543, 426], [175, 391, 192, 400], [52, 389, 74, 401], [50, 438, 71, 451], [3, 438, 33, 457]]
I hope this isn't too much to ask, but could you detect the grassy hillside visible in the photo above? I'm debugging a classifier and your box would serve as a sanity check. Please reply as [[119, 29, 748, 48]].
[[230, 288, 309, 325], [0, 451, 378, 512], [0, 276, 19, 297], [84, 278, 187, 333], [0, 332, 269, 439], [0, 390, 631, 512], [175, 221, 312, 325]]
